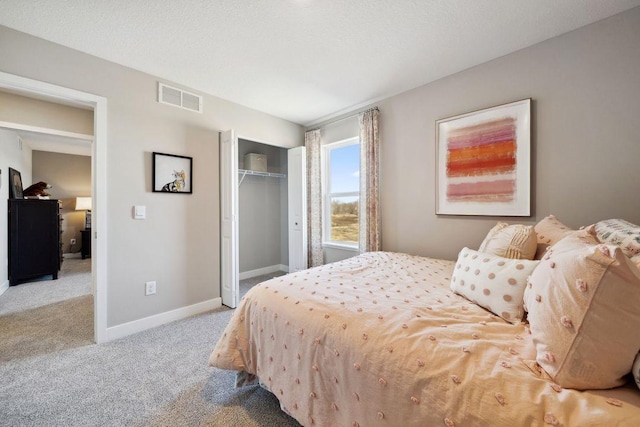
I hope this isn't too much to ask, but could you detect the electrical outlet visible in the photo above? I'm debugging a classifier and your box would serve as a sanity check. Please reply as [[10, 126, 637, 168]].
[[70, 238, 77, 245], [145, 281, 157, 296]]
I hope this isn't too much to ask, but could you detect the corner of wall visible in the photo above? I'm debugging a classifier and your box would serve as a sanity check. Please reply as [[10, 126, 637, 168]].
[[0, 280, 9, 297]]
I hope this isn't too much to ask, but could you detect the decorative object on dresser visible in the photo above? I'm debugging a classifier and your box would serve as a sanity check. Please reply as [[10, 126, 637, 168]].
[[23, 181, 53, 198], [152, 152, 193, 194], [8, 199, 61, 285], [436, 98, 531, 216], [8, 167, 23, 199]]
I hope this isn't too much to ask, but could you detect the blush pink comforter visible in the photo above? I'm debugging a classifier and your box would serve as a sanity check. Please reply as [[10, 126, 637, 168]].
[[210, 252, 640, 426]]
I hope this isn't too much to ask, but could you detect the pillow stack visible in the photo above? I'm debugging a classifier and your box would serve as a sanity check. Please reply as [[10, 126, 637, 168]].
[[451, 215, 640, 390], [451, 215, 640, 391]]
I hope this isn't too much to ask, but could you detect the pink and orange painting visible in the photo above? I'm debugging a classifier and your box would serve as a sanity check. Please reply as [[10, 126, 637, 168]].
[[436, 99, 530, 216]]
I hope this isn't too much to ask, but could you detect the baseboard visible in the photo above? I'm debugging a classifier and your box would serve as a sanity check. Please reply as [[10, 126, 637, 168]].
[[105, 297, 222, 342], [0, 280, 8, 297], [63, 252, 82, 259], [239, 264, 289, 280]]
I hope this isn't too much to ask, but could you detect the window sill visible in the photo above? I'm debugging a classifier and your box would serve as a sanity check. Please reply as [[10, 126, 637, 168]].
[[322, 242, 359, 252]]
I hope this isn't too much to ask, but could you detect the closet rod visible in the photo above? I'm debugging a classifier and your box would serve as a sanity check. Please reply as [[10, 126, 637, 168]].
[[238, 169, 287, 186]]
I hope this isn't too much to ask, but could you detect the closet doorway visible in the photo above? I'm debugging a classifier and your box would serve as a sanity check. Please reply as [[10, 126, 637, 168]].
[[237, 139, 288, 294], [220, 131, 306, 308]]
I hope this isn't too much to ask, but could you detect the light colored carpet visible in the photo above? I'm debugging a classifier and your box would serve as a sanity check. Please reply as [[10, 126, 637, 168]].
[[0, 267, 300, 426], [239, 271, 287, 299], [0, 258, 92, 316]]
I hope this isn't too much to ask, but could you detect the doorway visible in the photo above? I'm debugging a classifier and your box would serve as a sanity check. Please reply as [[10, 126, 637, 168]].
[[0, 71, 107, 343], [0, 123, 94, 352], [238, 138, 289, 296], [220, 131, 307, 308]]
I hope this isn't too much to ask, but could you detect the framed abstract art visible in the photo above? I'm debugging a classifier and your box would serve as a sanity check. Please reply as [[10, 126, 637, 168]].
[[435, 98, 531, 216]]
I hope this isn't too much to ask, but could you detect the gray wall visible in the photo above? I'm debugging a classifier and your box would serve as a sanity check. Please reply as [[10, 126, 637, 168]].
[[32, 150, 91, 254], [0, 25, 304, 327], [0, 91, 94, 135], [0, 128, 32, 289], [238, 139, 288, 273], [371, 8, 640, 261]]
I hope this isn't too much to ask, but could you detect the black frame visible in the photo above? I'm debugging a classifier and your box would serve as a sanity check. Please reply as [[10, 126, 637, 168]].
[[8, 167, 23, 199], [152, 152, 193, 194]]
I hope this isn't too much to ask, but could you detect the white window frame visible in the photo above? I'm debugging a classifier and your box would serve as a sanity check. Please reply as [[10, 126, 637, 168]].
[[321, 137, 360, 250]]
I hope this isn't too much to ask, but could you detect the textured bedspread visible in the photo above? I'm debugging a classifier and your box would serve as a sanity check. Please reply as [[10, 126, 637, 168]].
[[210, 252, 640, 426]]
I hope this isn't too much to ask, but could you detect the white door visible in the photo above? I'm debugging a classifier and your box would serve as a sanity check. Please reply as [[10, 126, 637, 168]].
[[220, 130, 239, 308], [288, 147, 308, 272]]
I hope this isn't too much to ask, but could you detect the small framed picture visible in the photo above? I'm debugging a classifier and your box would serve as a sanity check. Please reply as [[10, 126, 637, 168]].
[[152, 152, 193, 194], [8, 167, 23, 199]]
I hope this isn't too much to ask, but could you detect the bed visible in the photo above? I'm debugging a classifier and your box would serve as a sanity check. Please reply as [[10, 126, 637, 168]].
[[210, 218, 640, 426]]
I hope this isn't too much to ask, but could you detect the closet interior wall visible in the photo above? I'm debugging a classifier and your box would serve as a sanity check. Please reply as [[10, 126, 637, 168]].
[[238, 139, 289, 276]]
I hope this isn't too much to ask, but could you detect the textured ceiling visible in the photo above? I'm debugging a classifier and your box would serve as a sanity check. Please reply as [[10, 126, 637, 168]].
[[1, 0, 639, 125]]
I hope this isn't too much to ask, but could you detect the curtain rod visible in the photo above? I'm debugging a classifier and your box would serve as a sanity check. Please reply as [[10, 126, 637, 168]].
[[307, 106, 378, 132]]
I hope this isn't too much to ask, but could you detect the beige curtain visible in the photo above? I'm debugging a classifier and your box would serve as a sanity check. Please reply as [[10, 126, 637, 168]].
[[305, 129, 323, 267], [358, 108, 381, 253]]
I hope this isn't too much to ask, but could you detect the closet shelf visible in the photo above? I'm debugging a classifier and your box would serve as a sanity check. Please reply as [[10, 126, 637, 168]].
[[238, 169, 286, 185]]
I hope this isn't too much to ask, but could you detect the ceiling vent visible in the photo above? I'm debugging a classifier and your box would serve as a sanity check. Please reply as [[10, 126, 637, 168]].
[[158, 82, 203, 113]]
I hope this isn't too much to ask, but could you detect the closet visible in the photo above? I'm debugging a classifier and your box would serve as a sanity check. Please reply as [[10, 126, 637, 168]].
[[237, 139, 288, 280]]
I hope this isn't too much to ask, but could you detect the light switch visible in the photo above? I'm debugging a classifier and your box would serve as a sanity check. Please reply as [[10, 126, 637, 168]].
[[134, 205, 146, 219]]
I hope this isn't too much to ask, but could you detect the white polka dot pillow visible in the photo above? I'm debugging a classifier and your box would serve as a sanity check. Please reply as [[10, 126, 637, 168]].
[[524, 230, 640, 390], [478, 222, 538, 260], [595, 219, 640, 258], [450, 247, 539, 324]]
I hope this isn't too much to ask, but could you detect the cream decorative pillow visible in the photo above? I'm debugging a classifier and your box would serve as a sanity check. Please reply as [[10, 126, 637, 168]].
[[632, 255, 640, 271], [478, 222, 537, 260], [595, 219, 640, 258], [524, 231, 640, 390], [450, 247, 539, 324], [533, 215, 574, 259]]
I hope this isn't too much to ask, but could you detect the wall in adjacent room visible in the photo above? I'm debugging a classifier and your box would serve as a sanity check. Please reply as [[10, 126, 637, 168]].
[[0, 128, 32, 292], [32, 150, 91, 254], [0, 91, 94, 135], [0, 25, 304, 327]]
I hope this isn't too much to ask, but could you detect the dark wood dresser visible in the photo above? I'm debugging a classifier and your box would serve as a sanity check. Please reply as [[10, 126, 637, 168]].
[[8, 199, 61, 285]]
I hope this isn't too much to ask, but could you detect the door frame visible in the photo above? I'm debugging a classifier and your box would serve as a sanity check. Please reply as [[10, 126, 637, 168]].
[[0, 71, 108, 344], [220, 131, 301, 307], [220, 130, 238, 308]]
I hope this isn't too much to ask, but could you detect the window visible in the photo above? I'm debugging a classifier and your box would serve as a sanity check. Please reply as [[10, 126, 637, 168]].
[[322, 137, 360, 248]]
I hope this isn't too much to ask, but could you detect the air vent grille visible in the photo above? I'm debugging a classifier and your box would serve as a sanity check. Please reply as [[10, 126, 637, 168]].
[[158, 82, 202, 113]]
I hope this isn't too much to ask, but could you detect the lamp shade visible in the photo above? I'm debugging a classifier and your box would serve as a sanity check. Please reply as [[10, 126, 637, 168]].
[[75, 197, 92, 211]]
